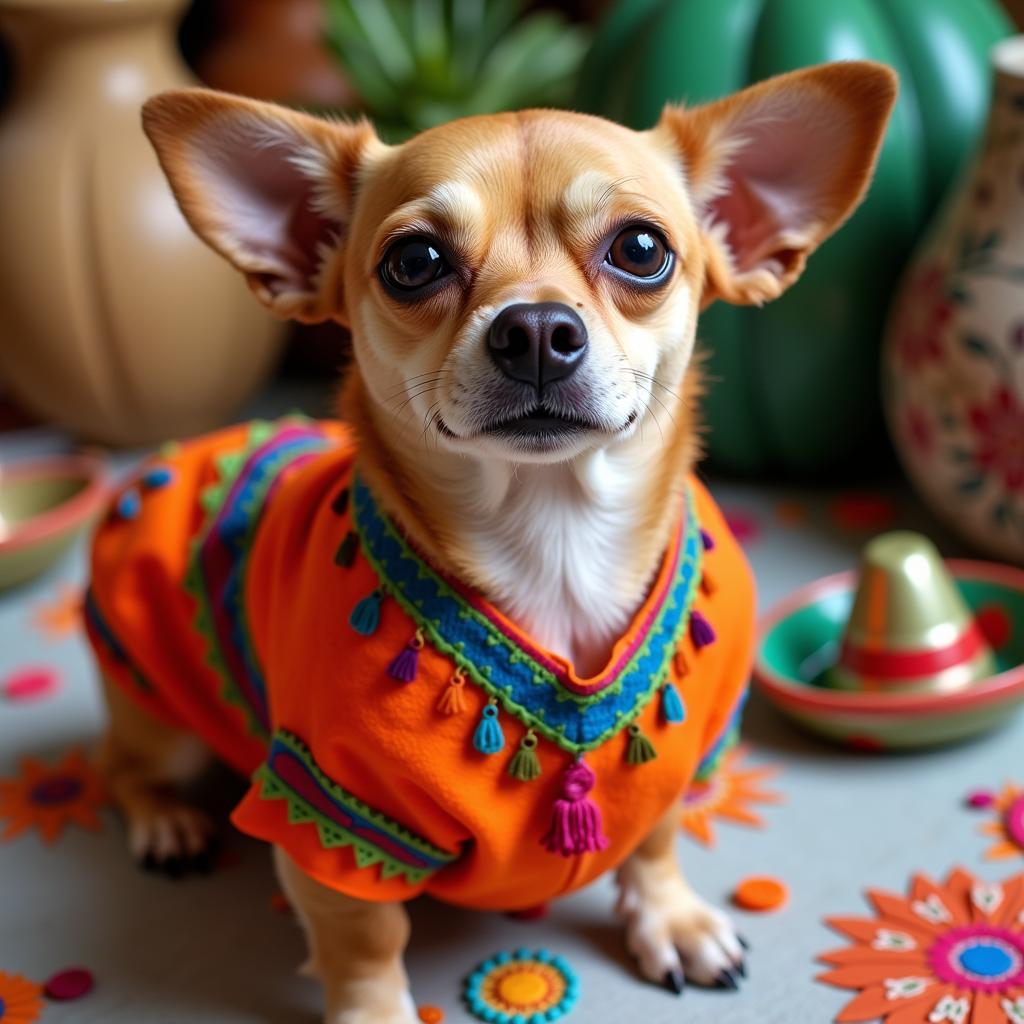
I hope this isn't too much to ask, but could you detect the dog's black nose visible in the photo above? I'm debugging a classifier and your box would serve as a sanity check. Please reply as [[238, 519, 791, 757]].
[[488, 302, 588, 390]]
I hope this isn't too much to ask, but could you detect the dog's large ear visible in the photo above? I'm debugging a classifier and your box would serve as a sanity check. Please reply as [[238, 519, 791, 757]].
[[142, 89, 385, 323], [654, 61, 897, 307]]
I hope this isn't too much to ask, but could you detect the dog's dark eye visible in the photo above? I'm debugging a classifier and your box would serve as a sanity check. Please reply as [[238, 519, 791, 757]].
[[380, 237, 449, 292], [605, 227, 670, 279]]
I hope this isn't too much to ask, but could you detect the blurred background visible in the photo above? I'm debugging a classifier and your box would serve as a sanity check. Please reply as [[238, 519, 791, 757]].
[[1, 0, 1023, 565]]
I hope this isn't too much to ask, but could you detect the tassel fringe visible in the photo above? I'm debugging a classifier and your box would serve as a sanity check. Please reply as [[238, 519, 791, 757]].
[[386, 629, 424, 683], [473, 699, 505, 754], [690, 609, 717, 649], [660, 682, 686, 723], [334, 530, 359, 568], [331, 487, 350, 516], [436, 670, 466, 715], [508, 730, 542, 782], [349, 589, 383, 636], [542, 760, 609, 857], [627, 724, 658, 765]]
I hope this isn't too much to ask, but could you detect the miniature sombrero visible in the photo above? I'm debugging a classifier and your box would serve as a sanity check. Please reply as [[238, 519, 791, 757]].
[[754, 532, 1024, 749]]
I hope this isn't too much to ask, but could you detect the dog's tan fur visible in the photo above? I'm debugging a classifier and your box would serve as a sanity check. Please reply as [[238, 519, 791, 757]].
[[103, 63, 896, 1021]]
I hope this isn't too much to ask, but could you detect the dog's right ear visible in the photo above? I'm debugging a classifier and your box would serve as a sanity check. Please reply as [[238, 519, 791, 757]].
[[142, 89, 386, 323]]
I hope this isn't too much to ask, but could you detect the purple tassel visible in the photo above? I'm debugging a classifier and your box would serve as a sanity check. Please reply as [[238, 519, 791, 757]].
[[700, 528, 715, 551], [690, 609, 717, 649], [542, 760, 609, 857], [387, 630, 424, 683]]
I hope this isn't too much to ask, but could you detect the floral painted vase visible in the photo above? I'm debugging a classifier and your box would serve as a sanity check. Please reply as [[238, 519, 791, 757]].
[[884, 36, 1024, 564]]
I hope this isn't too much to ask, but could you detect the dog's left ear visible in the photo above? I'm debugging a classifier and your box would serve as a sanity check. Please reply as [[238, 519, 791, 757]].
[[654, 61, 897, 307]]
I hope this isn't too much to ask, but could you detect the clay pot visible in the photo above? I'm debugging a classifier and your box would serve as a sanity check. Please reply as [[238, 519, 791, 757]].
[[196, 0, 352, 108], [0, 0, 284, 446], [883, 36, 1024, 565]]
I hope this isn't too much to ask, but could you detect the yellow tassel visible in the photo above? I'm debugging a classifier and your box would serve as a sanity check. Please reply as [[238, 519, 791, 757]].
[[673, 648, 690, 678], [436, 669, 467, 715]]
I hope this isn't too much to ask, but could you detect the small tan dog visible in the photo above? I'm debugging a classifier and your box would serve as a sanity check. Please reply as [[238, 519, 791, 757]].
[[90, 61, 895, 1023]]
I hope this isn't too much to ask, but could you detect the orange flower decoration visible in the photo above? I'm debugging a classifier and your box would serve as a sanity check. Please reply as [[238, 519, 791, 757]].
[[31, 586, 84, 641], [979, 784, 1024, 861], [819, 866, 1024, 1023], [0, 749, 107, 843], [0, 971, 43, 1024], [680, 745, 782, 846]]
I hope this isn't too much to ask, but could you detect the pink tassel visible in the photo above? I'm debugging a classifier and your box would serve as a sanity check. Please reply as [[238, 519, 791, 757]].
[[542, 760, 609, 857], [690, 609, 717, 649]]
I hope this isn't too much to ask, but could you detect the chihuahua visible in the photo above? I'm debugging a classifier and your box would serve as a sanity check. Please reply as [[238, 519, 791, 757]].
[[86, 61, 896, 1023]]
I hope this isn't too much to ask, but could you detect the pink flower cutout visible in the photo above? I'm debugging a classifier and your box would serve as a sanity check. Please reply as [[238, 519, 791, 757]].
[[968, 387, 1024, 493], [892, 266, 953, 370]]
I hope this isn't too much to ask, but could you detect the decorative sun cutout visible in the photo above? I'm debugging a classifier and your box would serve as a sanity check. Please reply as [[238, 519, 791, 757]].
[[680, 745, 782, 846], [464, 949, 579, 1023], [979, 783, 1024, 861], [31, 586, 84, 642], [0, 971, 43, 1024], [0, 749, 107, 843], [819, 866, 1024, 1023]]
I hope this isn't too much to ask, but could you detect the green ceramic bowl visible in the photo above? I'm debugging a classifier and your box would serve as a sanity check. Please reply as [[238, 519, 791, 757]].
[[754, 560, 1024, 750], [0, 454, 108, 590]]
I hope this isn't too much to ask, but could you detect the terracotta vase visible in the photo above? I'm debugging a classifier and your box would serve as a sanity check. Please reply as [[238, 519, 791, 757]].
[[883, 35, 1024, 565], [0, 0, 284, 446], [196, 0, 352, 109]]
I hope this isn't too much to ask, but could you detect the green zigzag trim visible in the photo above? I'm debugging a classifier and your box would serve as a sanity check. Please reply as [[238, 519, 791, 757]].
[[354, 482, 702, 755], [253, 730, 457, 886], [184, 417, 316, 739]]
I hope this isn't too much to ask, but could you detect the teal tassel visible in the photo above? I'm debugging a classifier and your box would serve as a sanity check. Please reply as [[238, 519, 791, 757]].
[[473, 700, 505, 755], [349, 589, 383, 636], [661, 682, 686, 724]]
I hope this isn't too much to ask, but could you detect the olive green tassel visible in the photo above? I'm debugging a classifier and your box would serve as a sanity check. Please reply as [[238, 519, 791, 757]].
[[508, 730, 542, 782], [334, 530, 358, 568], [627, 724, 658, 765]]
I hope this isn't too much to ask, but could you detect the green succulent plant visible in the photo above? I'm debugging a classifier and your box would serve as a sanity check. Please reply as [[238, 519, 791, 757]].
[[322, 0, 590, 140]]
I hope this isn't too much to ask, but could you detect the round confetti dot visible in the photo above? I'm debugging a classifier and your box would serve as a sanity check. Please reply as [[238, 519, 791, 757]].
[[44, 967, 94, 1001], [116, 487, 141, 520], [723, 509, 761, 544], [269, 892, 291, 914], [966, 789, 996, 809], [418, 1008, 444, 1024], [2, 666, 60, 702], [976, 604, 1012, 650], [733, 876, 788, 912], [141, 465, 174, 490], [831, 494, 896, 532]]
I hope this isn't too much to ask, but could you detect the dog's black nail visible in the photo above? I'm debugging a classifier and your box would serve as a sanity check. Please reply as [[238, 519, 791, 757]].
[[663, 969, 686, 995], [716, 968, 741, 991], [737, 935, 750, 951], [736, 959, 747, 979], [163, 856, 184, 879], [140, 852, 158, 873], [191, 851, 212, 875]]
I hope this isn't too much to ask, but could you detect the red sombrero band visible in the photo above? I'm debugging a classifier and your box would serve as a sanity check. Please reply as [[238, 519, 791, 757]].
[[839, 620, 987, 682]]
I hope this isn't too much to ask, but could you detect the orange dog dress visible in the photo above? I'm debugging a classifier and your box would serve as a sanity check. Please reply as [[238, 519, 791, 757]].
[[86, 418, 755, 910]]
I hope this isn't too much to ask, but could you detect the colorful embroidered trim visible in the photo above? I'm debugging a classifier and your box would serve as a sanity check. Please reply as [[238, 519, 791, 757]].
[[83, 589, 153, 693], [186, 420, 331, 738], [253, 730, 458, 885], [351, 475, 703, 755], [693, 691, 748, 783]]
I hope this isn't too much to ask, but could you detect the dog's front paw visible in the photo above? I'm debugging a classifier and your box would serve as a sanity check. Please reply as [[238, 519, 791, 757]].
[[129, 803, 218, 879], [616, 862, 746, 993]]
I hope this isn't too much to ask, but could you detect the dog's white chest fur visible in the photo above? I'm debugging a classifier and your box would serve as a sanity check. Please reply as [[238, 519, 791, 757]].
[[457, 450, 650, 676]]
